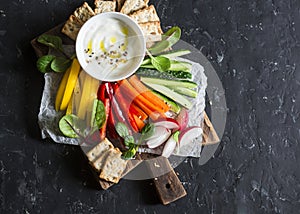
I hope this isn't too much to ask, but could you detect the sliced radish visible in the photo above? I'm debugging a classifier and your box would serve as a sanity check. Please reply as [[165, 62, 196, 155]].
[[154, 118, 179, 130], [147, 128, 171, 148], [144, 126, 168, 141], [162, 135, 177, 158], [176, 108, 189, 130], [179, 126, 202, 147]]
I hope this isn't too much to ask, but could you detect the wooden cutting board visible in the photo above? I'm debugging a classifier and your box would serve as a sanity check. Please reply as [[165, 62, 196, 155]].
[[31, 24, 219, 205]]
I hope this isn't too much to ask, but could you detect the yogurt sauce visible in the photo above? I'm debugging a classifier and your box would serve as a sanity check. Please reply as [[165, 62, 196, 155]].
[[82, 17, 142, 75]]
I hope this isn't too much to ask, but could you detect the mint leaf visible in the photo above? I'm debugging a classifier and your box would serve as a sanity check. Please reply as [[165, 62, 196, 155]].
[[115, 122, 129, 138], [124, 135, 135, 147], [36, 55, 56, 73]]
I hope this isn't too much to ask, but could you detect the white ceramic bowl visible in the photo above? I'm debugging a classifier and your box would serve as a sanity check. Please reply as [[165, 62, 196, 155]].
[[76, 12, 146, 82]]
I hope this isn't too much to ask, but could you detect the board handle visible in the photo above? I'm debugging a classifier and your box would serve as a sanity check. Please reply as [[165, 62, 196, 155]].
[[146, 156, 186, 205]]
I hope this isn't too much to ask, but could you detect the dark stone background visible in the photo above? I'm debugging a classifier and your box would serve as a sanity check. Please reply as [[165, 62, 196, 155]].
[[1, 0, 300, 213]]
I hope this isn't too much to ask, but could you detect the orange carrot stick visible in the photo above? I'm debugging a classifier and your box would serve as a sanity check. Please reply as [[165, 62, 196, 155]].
[[133, 114, 145, 131], [118, 79, 165, 114], [128, 75, 170, 112], [130, 103, 148, 121]]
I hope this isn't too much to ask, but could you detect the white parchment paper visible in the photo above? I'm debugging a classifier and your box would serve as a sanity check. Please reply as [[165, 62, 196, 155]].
[[38, 58, 207, 157]]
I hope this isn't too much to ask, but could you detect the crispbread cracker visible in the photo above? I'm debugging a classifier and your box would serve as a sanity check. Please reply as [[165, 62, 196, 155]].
[[92, 150, 111, 171], [138, 21, 163, 36], [86, 138, 114, 163], [99, 148, 128, 183], [129, 5, 160, 23], [61, 15, 83, 40], [120, 0, 147, 15], [144, 0, 149, 6], [94, 0, 116, 14], [74, 2, 95, 24]]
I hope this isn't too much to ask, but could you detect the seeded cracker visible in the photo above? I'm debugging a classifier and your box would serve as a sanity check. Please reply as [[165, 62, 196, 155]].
[[61, 15, 83, 40], [129, 5, 160, 23], [138, 21, 163, 35], [94, 0, 116, 14], [99, 148, 128, 183], [120, 0, 147, 15], [73, 2, 95, 24], [86, 138, 114, 163]]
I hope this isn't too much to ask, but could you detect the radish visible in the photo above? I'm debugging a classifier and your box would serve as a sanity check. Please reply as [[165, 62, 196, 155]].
[[179, 126, 202, 147], [162, 131, 179, 158], [144, 126, 169, 141], [176, 109, 189, 130], [154, 118, 179, 130], [146, 128, 171, 148]]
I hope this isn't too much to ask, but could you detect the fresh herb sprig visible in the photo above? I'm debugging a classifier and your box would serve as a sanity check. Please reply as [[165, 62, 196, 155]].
[[116, 122, 154, 160], [36, 34, 74, 73]]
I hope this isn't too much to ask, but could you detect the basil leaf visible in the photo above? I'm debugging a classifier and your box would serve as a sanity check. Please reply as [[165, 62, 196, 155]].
[[59, 114, 83, 138], [36, 55, 56, 73], [37, 34, 63, 52], [115, 122, 129, 138], [151, 56, 171, 72], [91, 99, 106, 129], [51, 57, 71, 73], [124, 135, 135, 147]]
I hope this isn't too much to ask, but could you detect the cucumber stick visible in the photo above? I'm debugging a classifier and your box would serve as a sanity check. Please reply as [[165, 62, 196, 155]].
[[171, 87, 198, 98], [143, 82, 193, 109], [140, 60, 192, 73], [152, 91, 181, 114], [160, 49, 191, 58], [140, 77, 197, 89]]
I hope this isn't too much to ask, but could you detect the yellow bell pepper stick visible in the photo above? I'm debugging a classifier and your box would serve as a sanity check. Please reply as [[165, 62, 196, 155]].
[[60, 58, 81, 111], [55, 67, 71, 111]]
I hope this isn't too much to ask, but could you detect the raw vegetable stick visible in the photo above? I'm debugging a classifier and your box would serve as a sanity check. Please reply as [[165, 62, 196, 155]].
[[118, 79, 166, 114], [55, 67, 71, 111], [128, 75, 170, 112], [133, 114, 145, 131], [130, 103, 148, 121], [121, 89, 161, 121], [113, 83, 139, 132]]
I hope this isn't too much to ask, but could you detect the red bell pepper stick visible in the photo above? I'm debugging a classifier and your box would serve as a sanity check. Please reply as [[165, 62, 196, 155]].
[[113, 83, 139, 133]]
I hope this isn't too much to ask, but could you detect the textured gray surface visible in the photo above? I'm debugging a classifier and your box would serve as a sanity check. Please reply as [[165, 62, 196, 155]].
[[0, 0, 300, 213]]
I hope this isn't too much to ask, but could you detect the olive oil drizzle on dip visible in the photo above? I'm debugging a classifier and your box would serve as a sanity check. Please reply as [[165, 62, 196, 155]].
[[83, 18, 137, 73]]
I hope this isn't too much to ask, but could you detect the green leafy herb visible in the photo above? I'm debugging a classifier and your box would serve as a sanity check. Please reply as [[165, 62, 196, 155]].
[[51, 57, 71, 73], [36, 55, 56, 73], [59, 114, 83, 138], [90, 99, 106, 129], [36, 34, 72, 74], [115, 122, 130, 138], [148, 26, 181, 55], [140, 123, 155, 141], [122, 146, 137, 160], [124, 135, 135, 147], [37, 34, 63, 52], [151, 56, 171, 72]]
